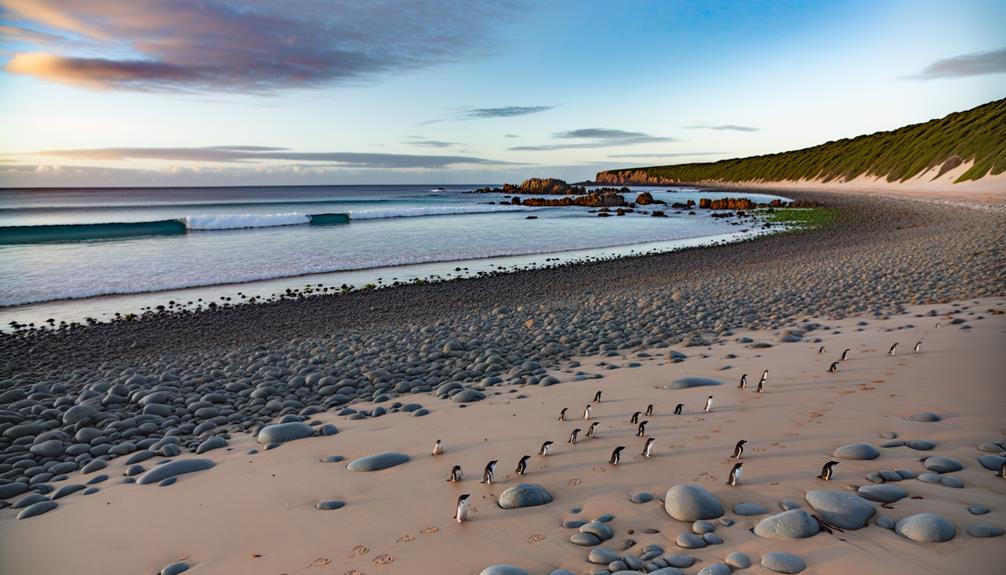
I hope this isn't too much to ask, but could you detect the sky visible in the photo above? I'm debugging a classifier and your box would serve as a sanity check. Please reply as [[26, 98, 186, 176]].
[[0, 0, 1004, 187]]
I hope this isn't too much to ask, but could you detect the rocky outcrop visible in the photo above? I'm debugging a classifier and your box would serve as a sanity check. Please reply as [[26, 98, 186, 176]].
[[475, 178, 586, 196], [520, 190, 626, 208], [698, 197, 757, 210], [596, 169, 674, 185]]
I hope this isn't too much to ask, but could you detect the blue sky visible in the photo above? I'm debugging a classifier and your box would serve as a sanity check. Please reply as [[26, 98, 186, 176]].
[[1, 0, 1004, 186]]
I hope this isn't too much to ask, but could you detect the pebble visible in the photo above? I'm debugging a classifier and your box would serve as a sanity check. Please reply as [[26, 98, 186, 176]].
[[160, 562, 190, 575], [322, 455, 344, 463], [691, 520, 716, 534], [136, 459, 215, 485], [906, 440, 935, 451], [579, 520, 614, 541], [966, 525, 1003, 538], [674, 533, 706, 549], [81, 459, 108, 474], [195, 436, 228, 454], [761, 552, 806, 574], [664, 484, 724, 521], [630, 492, 653, 503], [12, 493, 49, 509], [346, 452, 410, 472], [479, 566, 530, 575], [805, 490, 875, 529], [697, 564, 731, 575], [570, 532, 602, 546], [923, 456, 963, 473], [315, 499, 345, 510], [725, 552, 751, 569], [17, 500, 58, 520], [857, 484, 907, 503], [905, 412, 942, 422], [256, 422, 315, 444], [733, 502, 770, 516], [977, 454, 1005, 471], [895, 513, 956, 543], [588, 547, 621, 564], [663, 554, 695, 568], [50, 484, 85, 500], [833, 443, 880, 460], [662, 377, 723, 390], [875, 516, 896, 529], [940, 476, 965, 488], [968, 505, 991, 515]]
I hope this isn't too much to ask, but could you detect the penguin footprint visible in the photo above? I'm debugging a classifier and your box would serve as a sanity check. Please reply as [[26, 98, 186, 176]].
[[373, 554, 394, 565], [527, 534, 546, 543], [350, 545, 369, 557], [310, 558, 332, 567], [420, 526, 439, 535], [396, 534, 415, 543], [568, 478, 582, 486]]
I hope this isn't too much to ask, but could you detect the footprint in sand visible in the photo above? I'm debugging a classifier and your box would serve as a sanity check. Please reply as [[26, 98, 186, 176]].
[[310, 558, 332, 567], [592, 466, 607, 472], [710, 428, 721, 434], [693, 435, 710, 440], [396, 534, 415, 543], [527, 534, 546, 543], [351, 545, 369, 557], [344, 570, 364, 575], [420, 526, 439, 535], [785, 432, 800, 437], [373, 555, 394, 566], [568, 478, 582, 486]]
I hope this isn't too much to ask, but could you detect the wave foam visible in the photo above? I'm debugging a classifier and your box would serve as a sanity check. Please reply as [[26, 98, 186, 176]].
[[348, 204, 530, 220], [183, 213, 310, 230]]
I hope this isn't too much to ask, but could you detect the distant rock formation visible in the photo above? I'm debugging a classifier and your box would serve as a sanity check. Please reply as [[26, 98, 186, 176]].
[[519, 189, 626, 208]]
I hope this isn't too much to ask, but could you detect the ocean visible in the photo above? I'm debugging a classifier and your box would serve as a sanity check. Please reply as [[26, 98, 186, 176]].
[[0, 184, 787, 324]]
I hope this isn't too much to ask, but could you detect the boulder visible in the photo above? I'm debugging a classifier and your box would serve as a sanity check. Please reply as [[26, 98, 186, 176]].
[[498, 483, 553, 509], [346, 452, 410, 472], [256, 422, 315, 444], [662, 377, 723, 390], [753, 509, 821, 539], [805, 490, 875, 529], [857, 484, 908, 503], [895, 513, 956, 543], [664, 484, 724, 521], [833, 443, 880, 460]]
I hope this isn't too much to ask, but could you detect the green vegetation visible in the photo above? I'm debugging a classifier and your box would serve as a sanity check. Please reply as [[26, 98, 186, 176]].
[[759, 207, 838, 230], [599, 98, 1005, 184]]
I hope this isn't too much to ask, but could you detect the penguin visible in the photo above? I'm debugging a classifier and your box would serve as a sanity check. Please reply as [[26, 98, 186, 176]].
[[636, 420, 648, 437], [432, 439, 444, 456], [818, 345, 825, 354], [481, 460, 497, 485], [738, 373, 748, 389], [583, 405, 592, 420], [515, 455, 531, 476], [888, 343, 898, 356], [539, 440, 553, 456], [586, 421, 600, 438], [935, 321, 942, 329], [704, 395, 714, 412], [569, 428, 580, 444], [642, 437, 655, 458], [630, 411, 641, 424], [913, 341, 922, 353], [645, 404, 654, 417], [828, 361, 839, 373], [448, 465, 463, 482], [727, 462, 743, 486], [593, 390, 602, 403], [757, 370, 767, 393], [673, 403, 684, 415], [455, 494, 470, 523], [731, 439, 747, 459], [998, 460, 1006, 479], [841, 348, 850, 361], [818, 460, 839, 481], [558, 407, 567, 422], [609, 446, 625, 465]]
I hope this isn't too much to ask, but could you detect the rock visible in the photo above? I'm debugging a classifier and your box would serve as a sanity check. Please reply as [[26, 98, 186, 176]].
[[17, 500, 58, 519], [968, 505, 990, 515], [664, 484, 725, 521], [761, 552, 806, 574], [136, 459, 215, 485], [630, 492, 653, 503], [725, 552, 751, 569], [875, 516, 896, 529], [498, 483, 553, 509], [833, 443, 880, 460], [161, 562, 190, 575], [315, 500, 345, 510], [905, 412, 941, 422], [256, 422, 315, 444], [322, 455, 344, 463], [12, 493, 49, 509], [805, 490, 876, 529], [691, 520, 716, 534], [195, 436, 228, 454], [0, 482, 30, 499], [346, 452, 410, 472], [779, 499, 803, 511], [754, 509, 821, 539], [63, 404, 101, 425], [733, 502, 770, 516], [588, 547, 620, 564], [857, 484, 907, 503], [896, 513, 956, 543], [923, 456, 963, 473], [30, 439, 64, 458], [697, 564, 731, 575], [977, 454, 1005, 471], [662, 377, 723, 390], [675, 532, 706, 549], [906, 440, 935, 451], [569, 532, 601, 546], [966, 525, 1003, 538], [940, 475, 965, 488], [452, 388, 486, 403], [663, 554, 696, 568], [917, 472, 942, 483], [702, 533, 723, 545], [477, 566, 530, 575], [50, 484, 85, 500], [81, 459, 108, 474]]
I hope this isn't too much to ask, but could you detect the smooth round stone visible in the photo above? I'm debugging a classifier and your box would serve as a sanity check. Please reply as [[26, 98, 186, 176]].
[[977, 442, 1005, 453], [702, 533, 723, 545], [923, 457, 963, 473], [595, 513, 615, 522], [977, 454, 1005, 471], [905, 412, 941, 422], [664, 554, 695, 568], [968, 505, 991, 515], [906, 440, 935, 451], [697, 564, 731, 575], [452, 388, 486, 403], [195, 436, 227, 454], [30, 440, 64, 458], [82, 487, 99, 495], [125, 451, 156, 464], [896, 513, 956, 543], [322, 455, 344, 463], [0, 482, 28, 499], [256, 422, 315, 444], [498, 483, 553, 509], [664, 484, 725, 521], [754, 509, 821, 539], [966, 525, 1003, 538], [579, 520, 613, 541], [833, 443, 880, 460], [805, 490, 876, 529], [50, 484, 85, 500], [663, 377, 723, 390], [17, 500, 58, 520], [548, 571, 577, 575], [588, 547, 620, 564], [160, 562, 189, 575], [917, 472, 942, 483], [562, 519, 587, 528], [346, 452, 410, 472], [570, 532, 601, 546], [725, 552, 751, 569], [136, 459, 215, 485], [940, 476, 965, 488], [691, 520, 716, 534], [734, 502, 770, 516], [648, 568, 684, 575], [875, 516, 896, 529], [315, 499, 345, 510], [779, 499, 803, 511], [761, 552, 806, 574], [880, 432, 898, 439], [880, 440, 905, 448], [896, 469, 918, 479], [81, 459, 108, 474], [675, 532, 706, 549], [12, 493, 49, 509], [630, 492, 653, 503], [159, 477, 177, 487], [479, 566, 530, 575], [857, 484, 908, 503]]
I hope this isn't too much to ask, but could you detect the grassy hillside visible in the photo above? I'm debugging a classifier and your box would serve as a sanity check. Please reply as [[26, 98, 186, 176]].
[[597, 98, 1006, 185]]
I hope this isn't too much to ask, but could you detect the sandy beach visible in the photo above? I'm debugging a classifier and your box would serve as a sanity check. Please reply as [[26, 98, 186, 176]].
[[1, 189, 1004, 575]]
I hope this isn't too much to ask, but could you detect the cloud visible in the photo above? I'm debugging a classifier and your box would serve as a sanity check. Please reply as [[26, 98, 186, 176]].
[[509, 128, 673, 151], [24, 146, 518, 168], [405, 137, 459, 149], [462, 105, 555, 119], [0, 0, 521, 92], [683, 124, 760, 132], [905, 47, 1006, 80], [505, 134, 519, 138]]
